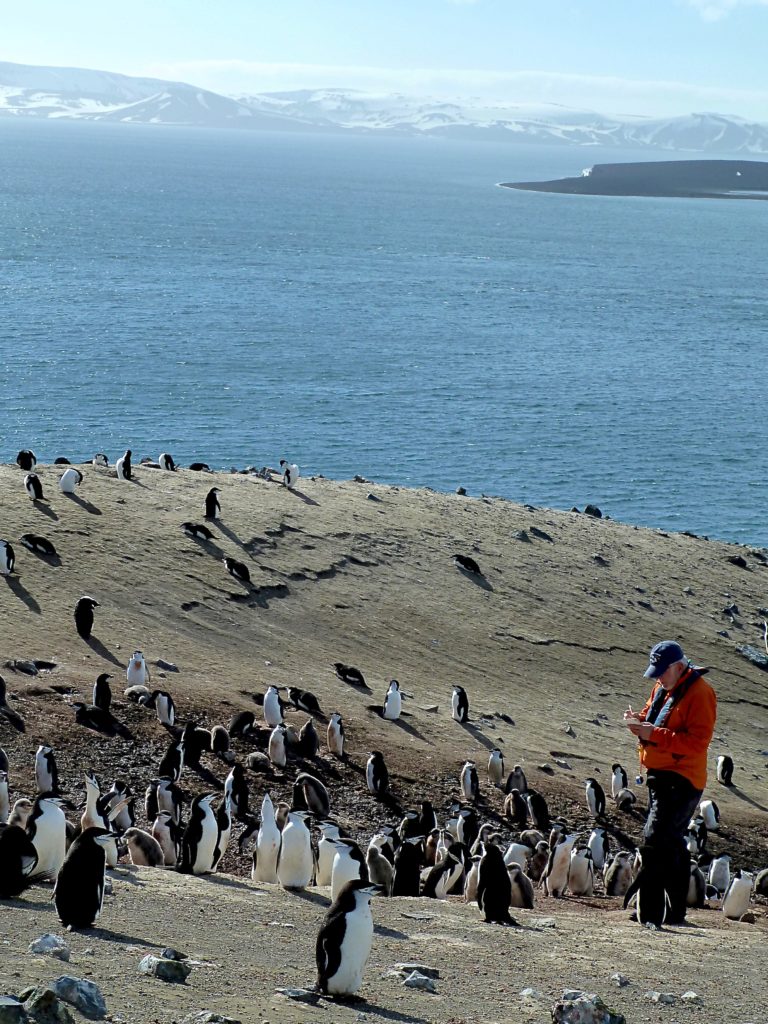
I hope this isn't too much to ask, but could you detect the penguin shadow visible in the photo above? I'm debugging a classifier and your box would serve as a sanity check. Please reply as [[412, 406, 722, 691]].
[[373, 923, 409, 940], [186, 534, 226, 558], [31, 500, 58, 521], [347, 1002, 429, 1024], [184, 761, 224, 790], [204, 874, 255, 891], [25, 548, 62, 568], [290, 888, 331, 908], [108, 866, 145, 886], [365, 707, 426, 742], [458, 720, 496, 752], [456, 565, 493, 592], [62, 492, 102, 515], [89, 925, 165, 947], [3, 575, 42, 614], [729, 786, 768, 813], [84, 636, 125, 668], [210, 520, 248, 551], [284, 487, 319, 507]]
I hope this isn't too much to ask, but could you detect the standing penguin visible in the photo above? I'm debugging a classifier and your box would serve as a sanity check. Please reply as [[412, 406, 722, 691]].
[[366, 843, 393, 896], [699, 799, 720, 831], [391, 837, 423, 897], [488, 749, 505, 788], [623, 845, 671, 928], [16, 449, 37, 471], [327, 713, 345, 758], [366, 751, 389, 797], [35, 744, 59, 794], [74, 596, 99, 640], [92, 453, 109, 468], [317, 820, 343, 887], [708, 854, 731, 896], [92, 673, 112, 713], [252, 792, 281, 884], [268, 724, 288, 768], [0, 824, 38, 898], [508, 862, 535, 909], [152, 811, 180, 866], [568, 845, 595, 896], [526, 789, 550, 831], [476, 843, 517, 924], [0, 769, 8, 824], [611, 763, 628, 799], [605, 851, 634, 897], [298, 718, 320, 758], [126, 652, 149, 688], [543, 833, 577, 897], [280, 460, 300, 488], [451, 685, 469, 723], [204, 487, 221, 520], [179, 794, 218, 875], [330, 838, 369, 901], [587, 827, 610, 874], [277, 810, 313, 890], [122, 828, 165, 868], [263, 685, 284, 728], [158, 738, 184, 783], [687, 861, 707, 908], [59, 467, 83, 494], [26, 796, 67, 880], [24, 473, 44, 500], [224, 764, 250, 821], [293, 773, 331, 818], [506, 765, 528, 794], [315, 880, 378, 997], [504, 789, 528, 827], [585, 778, 606, 817], [460, 761, 479, 803], [212, 795, 233, 872], [382, 679, 402, 721], [54, 828, 113, 930], [115, 449, 132, 481], [0, 540, 16, 576], [422, 844, 468, 899], [716, 755, 734, 786], [722, 870, 753, 919], [158, 453, 176, 471]]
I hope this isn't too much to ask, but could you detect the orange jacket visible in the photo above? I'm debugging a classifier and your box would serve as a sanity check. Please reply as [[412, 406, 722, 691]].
[[637, 668, 717, 790]]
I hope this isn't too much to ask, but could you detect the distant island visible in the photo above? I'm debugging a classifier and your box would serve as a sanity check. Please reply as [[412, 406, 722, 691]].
[[501, 158, 768, 199]]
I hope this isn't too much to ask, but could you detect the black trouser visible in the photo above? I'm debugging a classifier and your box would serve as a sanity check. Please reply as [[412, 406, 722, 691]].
[[643, 769, 702, 921]]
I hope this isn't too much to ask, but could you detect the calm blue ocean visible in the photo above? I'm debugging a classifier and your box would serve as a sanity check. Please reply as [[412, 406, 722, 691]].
[[1, 120, 767, 544]]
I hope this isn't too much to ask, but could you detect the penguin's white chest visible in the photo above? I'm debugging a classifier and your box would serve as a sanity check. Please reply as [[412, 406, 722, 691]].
[[30, 808, 66, 878], [254, 820, 281, 882], [331, 851, 362, 900], [192, 807, 218, 874], [278, 826, 312, 887], [264, 693, 282, 727], [127, 660, 147, 686], [383, 691, 401, 720], [317, 838, 336, 886], [327, 903, 373, 995]]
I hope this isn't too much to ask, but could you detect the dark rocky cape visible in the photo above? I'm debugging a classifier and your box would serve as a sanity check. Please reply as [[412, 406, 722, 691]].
[[502, 158, 768, 199]]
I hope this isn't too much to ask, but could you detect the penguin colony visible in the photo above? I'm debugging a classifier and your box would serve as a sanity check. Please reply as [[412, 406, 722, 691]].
[[0, 452, 766, 999]]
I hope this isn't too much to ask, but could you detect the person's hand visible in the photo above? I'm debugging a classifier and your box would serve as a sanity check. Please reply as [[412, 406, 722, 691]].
[[623, 706, 643, 722], [626, 721, 654, 740]]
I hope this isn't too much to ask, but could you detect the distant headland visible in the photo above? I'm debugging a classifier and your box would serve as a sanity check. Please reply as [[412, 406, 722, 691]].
[[501, 158, 768, 200]]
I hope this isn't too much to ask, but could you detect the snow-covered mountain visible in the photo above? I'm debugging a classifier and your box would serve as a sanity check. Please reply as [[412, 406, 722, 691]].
[[2, 61, 768, 154]]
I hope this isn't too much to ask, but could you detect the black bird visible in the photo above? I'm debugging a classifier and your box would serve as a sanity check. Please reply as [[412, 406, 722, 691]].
[[54, 827, 112, 930], [392, 837, 423, 897], [1, 540, 16, 575], [223, 556, 250, 585], [0, 824, 38, 898], [181, 522, 214, 540], [227, 710, 258, 738], [54, 457, 71, 465], [16, 449, 36, 471], [333, 663, 367, 688], [454, 553, 482, 575], [158, 739, 185, 783], [189, 462, 211, 472], [19, 533, 58, 558], [287, 687, 323, 716], [0, 675, 26, 732], [92, 673, 112, 713], [204, 487, 221, 520], [74, 596, 99, 640], [179, 721, 211, 768]]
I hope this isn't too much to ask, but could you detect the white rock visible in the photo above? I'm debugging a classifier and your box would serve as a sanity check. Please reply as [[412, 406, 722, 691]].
[[682, 991, 703, 1005], [28, 934, 70, 961], [402, 971, 437, 993], [611, 973, 629, 987]]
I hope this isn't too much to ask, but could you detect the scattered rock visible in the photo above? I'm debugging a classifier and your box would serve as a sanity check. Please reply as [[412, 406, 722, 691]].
[[610, 973, 629, 988], [737, 645, 768, 671], [181, 1015, 242, 1024], [0, 996, 27, 1024], [531, 917, 556, 929], [138, 954, 191, 983], [155, 659, 179, 672], [402, 972, 437, 993], [51, 978, 106, 1020], [513, 530, 531, 542], [644, 991, 676, 1004], [28, 934, 70, 961], [681, 992, 703, 1005], [552, 990, 625, 1024], [519, 987, 544, 999], [274, 989, 319, 1004], [683, 586, 694, 594], [393, 963, 439, 979], [583, 505, 603, 518], [22, 988, 74, 1024]]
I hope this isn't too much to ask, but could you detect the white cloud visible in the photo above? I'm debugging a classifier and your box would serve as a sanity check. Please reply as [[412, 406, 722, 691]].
[[687, 0, 768, 19], [142, 59, 768, 119]]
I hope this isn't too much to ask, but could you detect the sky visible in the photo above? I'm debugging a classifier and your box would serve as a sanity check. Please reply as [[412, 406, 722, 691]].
[[3, 0, 768, 120]]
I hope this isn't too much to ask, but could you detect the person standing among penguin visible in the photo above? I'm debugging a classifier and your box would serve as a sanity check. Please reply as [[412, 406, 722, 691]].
[[623, 640, 717, 926]]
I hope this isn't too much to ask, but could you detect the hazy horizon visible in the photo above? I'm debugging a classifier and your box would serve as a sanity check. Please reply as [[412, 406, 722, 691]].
[[3, 1, 768, 122]]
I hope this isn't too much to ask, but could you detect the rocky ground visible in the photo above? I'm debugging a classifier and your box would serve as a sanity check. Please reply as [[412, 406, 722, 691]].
[[1, 459, 768, 1022]]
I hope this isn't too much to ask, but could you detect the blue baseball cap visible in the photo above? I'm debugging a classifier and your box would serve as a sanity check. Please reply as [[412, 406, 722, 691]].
[[644, 641, 685, 679]]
